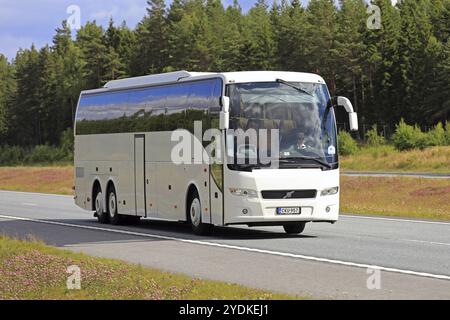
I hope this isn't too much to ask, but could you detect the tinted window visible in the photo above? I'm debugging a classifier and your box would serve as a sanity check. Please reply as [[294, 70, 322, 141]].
[[125, 86, 161, 132], [164, 83, 189, 131], [75, 78, 223, 135], [127, 87, 165, 116], [76, 91, 129, 135]]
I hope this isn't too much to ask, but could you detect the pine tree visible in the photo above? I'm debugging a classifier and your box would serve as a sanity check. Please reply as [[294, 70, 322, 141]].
[[52, 20, 85, 132], [222, 0, 245, 71], [38, 46, 60, 144], [305, 0, 339, 93], [205, 0, 227, 70], [53, 21, 72, 56], [335, 0, 367, 115], [397, 0, 436, 124], [132, 0, 168, 75], [363, 0, 401, 125], [104, 47, 126, 80], [0, 54, 13, 137], [166, 0, 213, 71], [76, 21, 108, 88], [241, 0, 276, 70], [10, 46, 43, 145], [276, 0, 309, 72], [424, 0, 450, 123]]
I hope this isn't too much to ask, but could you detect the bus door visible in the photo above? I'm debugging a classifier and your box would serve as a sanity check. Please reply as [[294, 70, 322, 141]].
[[134, 134, 146, 217], [209, 163, 224, 225]]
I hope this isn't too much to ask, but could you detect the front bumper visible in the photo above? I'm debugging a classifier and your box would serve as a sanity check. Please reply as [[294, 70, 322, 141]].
[[224, 193, 339, 225]]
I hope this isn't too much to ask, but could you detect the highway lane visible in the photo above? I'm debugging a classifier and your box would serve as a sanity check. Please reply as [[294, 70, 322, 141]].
[[0, 190, 449, 299]]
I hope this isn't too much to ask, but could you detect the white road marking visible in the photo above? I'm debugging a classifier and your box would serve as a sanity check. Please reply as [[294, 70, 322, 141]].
[[341, 214, 450, 226], [21, 203, 37, 207], [400, 238, 450, 247], [0, 213, 449, 281]]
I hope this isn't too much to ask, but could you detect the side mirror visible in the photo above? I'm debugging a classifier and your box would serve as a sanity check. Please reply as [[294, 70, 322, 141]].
[[219, 96, 230, 130], [349, 112, 358, 132], [336, 96, 359, 131]]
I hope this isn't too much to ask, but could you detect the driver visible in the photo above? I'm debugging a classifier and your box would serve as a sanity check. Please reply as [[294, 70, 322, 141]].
[[289, 132, 310, 151]]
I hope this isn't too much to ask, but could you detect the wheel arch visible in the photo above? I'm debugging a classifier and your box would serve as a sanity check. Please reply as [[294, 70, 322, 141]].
[[185, 183, 200, 222], [106, 179, 116, 194], [91, 179, 102, 211]]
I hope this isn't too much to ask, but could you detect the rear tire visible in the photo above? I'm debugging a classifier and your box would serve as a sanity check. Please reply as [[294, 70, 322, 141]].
[[107, 185, 123, 225], [188, 190, 213, 236], [94, 187, 108, 224], [283, 222, 306, 235]]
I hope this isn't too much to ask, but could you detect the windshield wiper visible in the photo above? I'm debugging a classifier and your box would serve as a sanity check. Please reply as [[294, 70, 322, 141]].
[[279, 156, 332, 169], [276, 79, 313, 97]]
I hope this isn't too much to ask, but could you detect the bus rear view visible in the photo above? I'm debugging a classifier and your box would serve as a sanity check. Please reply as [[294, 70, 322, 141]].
[[74, 71, 358, 235]]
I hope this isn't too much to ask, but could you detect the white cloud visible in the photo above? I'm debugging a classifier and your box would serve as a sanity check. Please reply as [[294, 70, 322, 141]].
[[89, 2, 147, 27], [90, 6, 120, 21], [0, 34, 47, 61]]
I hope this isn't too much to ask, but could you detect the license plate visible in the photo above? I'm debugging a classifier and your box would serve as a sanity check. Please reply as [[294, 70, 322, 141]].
[[276, 207, 301, 215]]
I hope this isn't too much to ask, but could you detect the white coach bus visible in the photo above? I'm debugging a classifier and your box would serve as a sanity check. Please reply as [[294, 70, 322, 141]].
[[74, 71, 358, 235]]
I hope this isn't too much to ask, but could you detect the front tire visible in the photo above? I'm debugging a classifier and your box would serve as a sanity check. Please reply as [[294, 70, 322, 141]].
[[283, 222, 306, 235], [188, 191, 213, 235], [107, 186, 123, 225]]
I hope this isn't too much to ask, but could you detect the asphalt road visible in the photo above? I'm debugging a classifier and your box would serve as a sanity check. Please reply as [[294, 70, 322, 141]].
[[1, 190, 449, 299]]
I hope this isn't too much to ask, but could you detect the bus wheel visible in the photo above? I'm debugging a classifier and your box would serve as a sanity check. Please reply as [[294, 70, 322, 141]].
[[94, 188, 108, 224], [188, 191, 213, 236], [283, 223, 306, 235], [107, 186, 123, 225]]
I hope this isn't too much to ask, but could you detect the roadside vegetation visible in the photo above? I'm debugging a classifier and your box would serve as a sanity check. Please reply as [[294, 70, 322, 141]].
[[341, 176, 450, 221], [0, 166, 73, 195], [339, 121, 450, 173], [0, 235, 295, 300], [340, 145, 450, 173], [0, 129, 73, 166]]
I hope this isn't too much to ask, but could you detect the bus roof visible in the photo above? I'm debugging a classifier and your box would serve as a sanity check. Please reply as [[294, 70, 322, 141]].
[[97, 71, 325, 93]]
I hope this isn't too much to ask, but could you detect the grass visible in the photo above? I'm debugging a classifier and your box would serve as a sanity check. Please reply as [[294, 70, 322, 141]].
[[0, 235, 296, 300], [341, 176, 450, 220], [340, 145, 450, 174], [0, 166, 73, 195]]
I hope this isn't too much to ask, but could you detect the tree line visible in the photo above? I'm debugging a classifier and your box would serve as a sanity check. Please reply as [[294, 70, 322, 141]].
[[0, 0, 449, 148]]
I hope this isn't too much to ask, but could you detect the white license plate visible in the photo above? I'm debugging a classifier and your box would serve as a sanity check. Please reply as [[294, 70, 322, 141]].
[[277, 207, 301, 215]]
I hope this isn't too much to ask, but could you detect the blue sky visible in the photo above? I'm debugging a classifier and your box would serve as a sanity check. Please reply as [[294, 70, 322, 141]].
[[0, 0, 318, 61]]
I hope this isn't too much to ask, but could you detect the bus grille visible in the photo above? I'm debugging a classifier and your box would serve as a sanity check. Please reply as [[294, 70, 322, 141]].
[[261, 190, 317, 199]]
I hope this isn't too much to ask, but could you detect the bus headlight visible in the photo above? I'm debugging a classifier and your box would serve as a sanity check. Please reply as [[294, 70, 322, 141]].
[[229, 188, 258, 198], [321, 187, 339, 196]]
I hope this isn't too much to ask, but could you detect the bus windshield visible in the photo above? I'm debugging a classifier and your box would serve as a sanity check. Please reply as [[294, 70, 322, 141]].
[[227, 81, 338, 170]]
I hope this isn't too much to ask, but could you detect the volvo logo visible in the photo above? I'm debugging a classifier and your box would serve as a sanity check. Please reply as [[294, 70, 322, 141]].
[[283, 191, 296, 199]]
